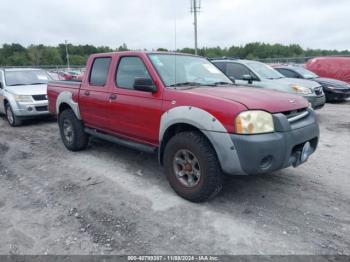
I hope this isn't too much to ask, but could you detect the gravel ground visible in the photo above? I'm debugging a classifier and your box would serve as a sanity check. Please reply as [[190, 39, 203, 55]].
[[0, 101, 349, 255]]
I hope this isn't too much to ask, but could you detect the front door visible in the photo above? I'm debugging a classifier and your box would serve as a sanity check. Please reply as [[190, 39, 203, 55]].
[[108, 56, 163, 146]]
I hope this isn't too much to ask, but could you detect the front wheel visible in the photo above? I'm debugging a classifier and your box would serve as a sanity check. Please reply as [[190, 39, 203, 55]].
[[163, 131, 223, 202], [58, 109, 88, 151], [5, 104, 22, 127]]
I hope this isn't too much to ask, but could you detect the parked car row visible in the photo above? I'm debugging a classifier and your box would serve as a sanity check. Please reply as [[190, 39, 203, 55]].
[[273, 65, 350, 102], [0, 52, 348, 202], [211, 59, 326, 109]]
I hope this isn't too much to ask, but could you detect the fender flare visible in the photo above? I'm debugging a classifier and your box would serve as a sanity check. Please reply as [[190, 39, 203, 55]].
[[56, 91, 81, 120], [159, 106, 245, 175]]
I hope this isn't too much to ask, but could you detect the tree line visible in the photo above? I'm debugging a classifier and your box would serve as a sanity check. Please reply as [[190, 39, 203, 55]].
[[1, 42, 349, 66]]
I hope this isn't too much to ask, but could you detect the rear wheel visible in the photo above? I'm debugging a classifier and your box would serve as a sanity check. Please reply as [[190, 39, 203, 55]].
[[163, 131, 223, 202], [58, 109, 88, 151], [5, 103, 22, 127]]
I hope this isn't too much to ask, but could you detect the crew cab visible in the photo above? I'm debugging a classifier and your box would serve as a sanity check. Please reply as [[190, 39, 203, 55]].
[[48, 51, 320, 202], [0, 68, 51, 126]]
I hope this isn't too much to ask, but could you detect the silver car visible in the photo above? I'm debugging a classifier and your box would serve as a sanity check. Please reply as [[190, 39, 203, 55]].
[[0, 68, 51, 126], [212, 59, 326, 109]]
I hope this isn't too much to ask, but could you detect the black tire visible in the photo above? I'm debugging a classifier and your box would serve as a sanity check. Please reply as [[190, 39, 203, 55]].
[[163, 131, 223, 202], [58, 109, 88, 151], [5, 103, 22, 127]]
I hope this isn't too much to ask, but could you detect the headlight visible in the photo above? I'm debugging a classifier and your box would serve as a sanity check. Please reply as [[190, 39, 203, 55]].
[[235, 110, 274, 134], [14, 95, 33, 103], [290, 84, 312, 95]]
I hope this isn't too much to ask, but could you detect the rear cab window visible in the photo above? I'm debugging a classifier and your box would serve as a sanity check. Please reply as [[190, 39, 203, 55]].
[[89, 57, 112, 86]]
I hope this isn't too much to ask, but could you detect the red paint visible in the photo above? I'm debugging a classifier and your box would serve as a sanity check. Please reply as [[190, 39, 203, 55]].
[[48, 51, 309, 146]]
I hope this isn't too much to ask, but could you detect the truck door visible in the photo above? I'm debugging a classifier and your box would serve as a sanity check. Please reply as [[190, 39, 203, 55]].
[[79, 57, 112, 131], [108, 56, 163, 146]]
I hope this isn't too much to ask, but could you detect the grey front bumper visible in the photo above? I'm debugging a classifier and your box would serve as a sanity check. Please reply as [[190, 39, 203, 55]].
[[209, 108, 319, 176]]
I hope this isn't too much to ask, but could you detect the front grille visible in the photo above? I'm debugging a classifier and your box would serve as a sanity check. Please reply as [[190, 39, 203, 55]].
[[35, 106, 48, 112], [32, 94, 47, 101], [314, 87, 323, 96], [281, 108, 309, 123], [281, 108, 307, 119]]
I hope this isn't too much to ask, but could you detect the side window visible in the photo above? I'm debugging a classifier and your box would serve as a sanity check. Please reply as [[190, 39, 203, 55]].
[[226, 63, 251, 80], [116, 57, 152, 89], [89, 57, 112, 86], [277, 69, 299, 78], [213, 62, 226, 73]]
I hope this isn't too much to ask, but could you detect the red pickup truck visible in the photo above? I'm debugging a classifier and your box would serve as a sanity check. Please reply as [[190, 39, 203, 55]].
[[48, 51, 319, 202]]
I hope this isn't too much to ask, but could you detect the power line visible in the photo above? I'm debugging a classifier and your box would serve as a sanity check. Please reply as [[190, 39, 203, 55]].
[[190, 0, 201, 55]]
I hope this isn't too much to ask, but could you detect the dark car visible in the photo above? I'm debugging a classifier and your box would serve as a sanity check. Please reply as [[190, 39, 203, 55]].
[[274, 65, 350, 102]]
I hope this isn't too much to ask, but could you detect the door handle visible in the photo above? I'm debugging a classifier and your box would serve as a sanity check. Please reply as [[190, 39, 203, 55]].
[[84, 90, 90, 96], [109, 94, 117, 100]]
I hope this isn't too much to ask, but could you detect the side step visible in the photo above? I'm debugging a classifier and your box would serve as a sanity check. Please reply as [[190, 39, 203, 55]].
[[84, 128, 157, 154]]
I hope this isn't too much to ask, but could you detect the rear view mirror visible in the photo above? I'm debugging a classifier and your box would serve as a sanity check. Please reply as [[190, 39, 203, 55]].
[[242, 74, 253, 84], [133, 78, 157, 93]]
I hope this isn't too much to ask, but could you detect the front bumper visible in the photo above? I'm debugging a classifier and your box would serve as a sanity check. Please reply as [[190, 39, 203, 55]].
[[231, 123, 319, 175], [12, 101, 49, 118], [324, 89, 350, 101], [211, 108, 319, 176], [306, 95, 326, 109]]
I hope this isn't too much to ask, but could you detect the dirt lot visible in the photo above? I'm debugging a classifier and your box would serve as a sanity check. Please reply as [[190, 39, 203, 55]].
[[0, 101, 349, 255]]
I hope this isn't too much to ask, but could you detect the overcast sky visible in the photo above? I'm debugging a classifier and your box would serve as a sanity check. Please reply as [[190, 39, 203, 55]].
[[1, 0, 349, 50]]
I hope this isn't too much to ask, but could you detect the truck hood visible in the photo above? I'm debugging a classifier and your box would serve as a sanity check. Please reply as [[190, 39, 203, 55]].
[[5, 84, 48, 95], [186, 87, 309, 113]]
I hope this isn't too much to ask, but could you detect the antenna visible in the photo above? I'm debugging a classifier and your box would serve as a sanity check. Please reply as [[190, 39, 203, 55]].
[[65, 40, 70, 70], [190, 0, 201, 55], [174, 19, 177, 85]]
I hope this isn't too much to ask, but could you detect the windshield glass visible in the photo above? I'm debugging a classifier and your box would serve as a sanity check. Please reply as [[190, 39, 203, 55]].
[[148, 54, 232, 87], [292, 67, 318, 79], [5, 70, 51, 86], [247, 61, 285, 80]]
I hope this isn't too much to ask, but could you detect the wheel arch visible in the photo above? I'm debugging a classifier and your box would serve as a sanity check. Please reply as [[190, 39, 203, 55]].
[[158, 106, 245, 175], [56, 91, 81, 119], [159, 122, 212, 165]]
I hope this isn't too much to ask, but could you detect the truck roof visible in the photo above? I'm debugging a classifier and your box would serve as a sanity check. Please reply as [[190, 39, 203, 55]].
[[89, 50, 199, 58]]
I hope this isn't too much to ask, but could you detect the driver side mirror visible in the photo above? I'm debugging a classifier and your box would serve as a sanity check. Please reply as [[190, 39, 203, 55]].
[[133, 77, 157, 93], [242, 74, 254, 84]]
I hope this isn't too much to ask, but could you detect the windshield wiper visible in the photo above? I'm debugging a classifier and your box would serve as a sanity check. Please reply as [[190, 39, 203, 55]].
[[169, 82, 202, 87], [8, 84, 26, 86], [211, 81, 232, 86], [29, 82, 46, 85]]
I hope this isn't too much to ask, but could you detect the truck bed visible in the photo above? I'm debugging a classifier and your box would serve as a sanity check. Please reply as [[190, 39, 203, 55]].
[[47, 80, 81, 115]]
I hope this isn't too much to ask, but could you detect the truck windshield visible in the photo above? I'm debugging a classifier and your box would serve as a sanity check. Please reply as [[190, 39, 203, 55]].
[[292, 67, 319, 79], [246, 61, 285, 80], [5, 70, 51, 86], [148, 54, 232, 87]]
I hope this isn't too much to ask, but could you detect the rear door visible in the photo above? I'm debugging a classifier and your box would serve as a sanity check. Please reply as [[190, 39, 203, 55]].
[[108, 55, 163, 146], [79, 57, 112, 131]]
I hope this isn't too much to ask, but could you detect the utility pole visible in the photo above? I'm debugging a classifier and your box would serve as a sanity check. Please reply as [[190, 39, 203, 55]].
[[190, 0, 201, 55], [65, 40, 70, 70]]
